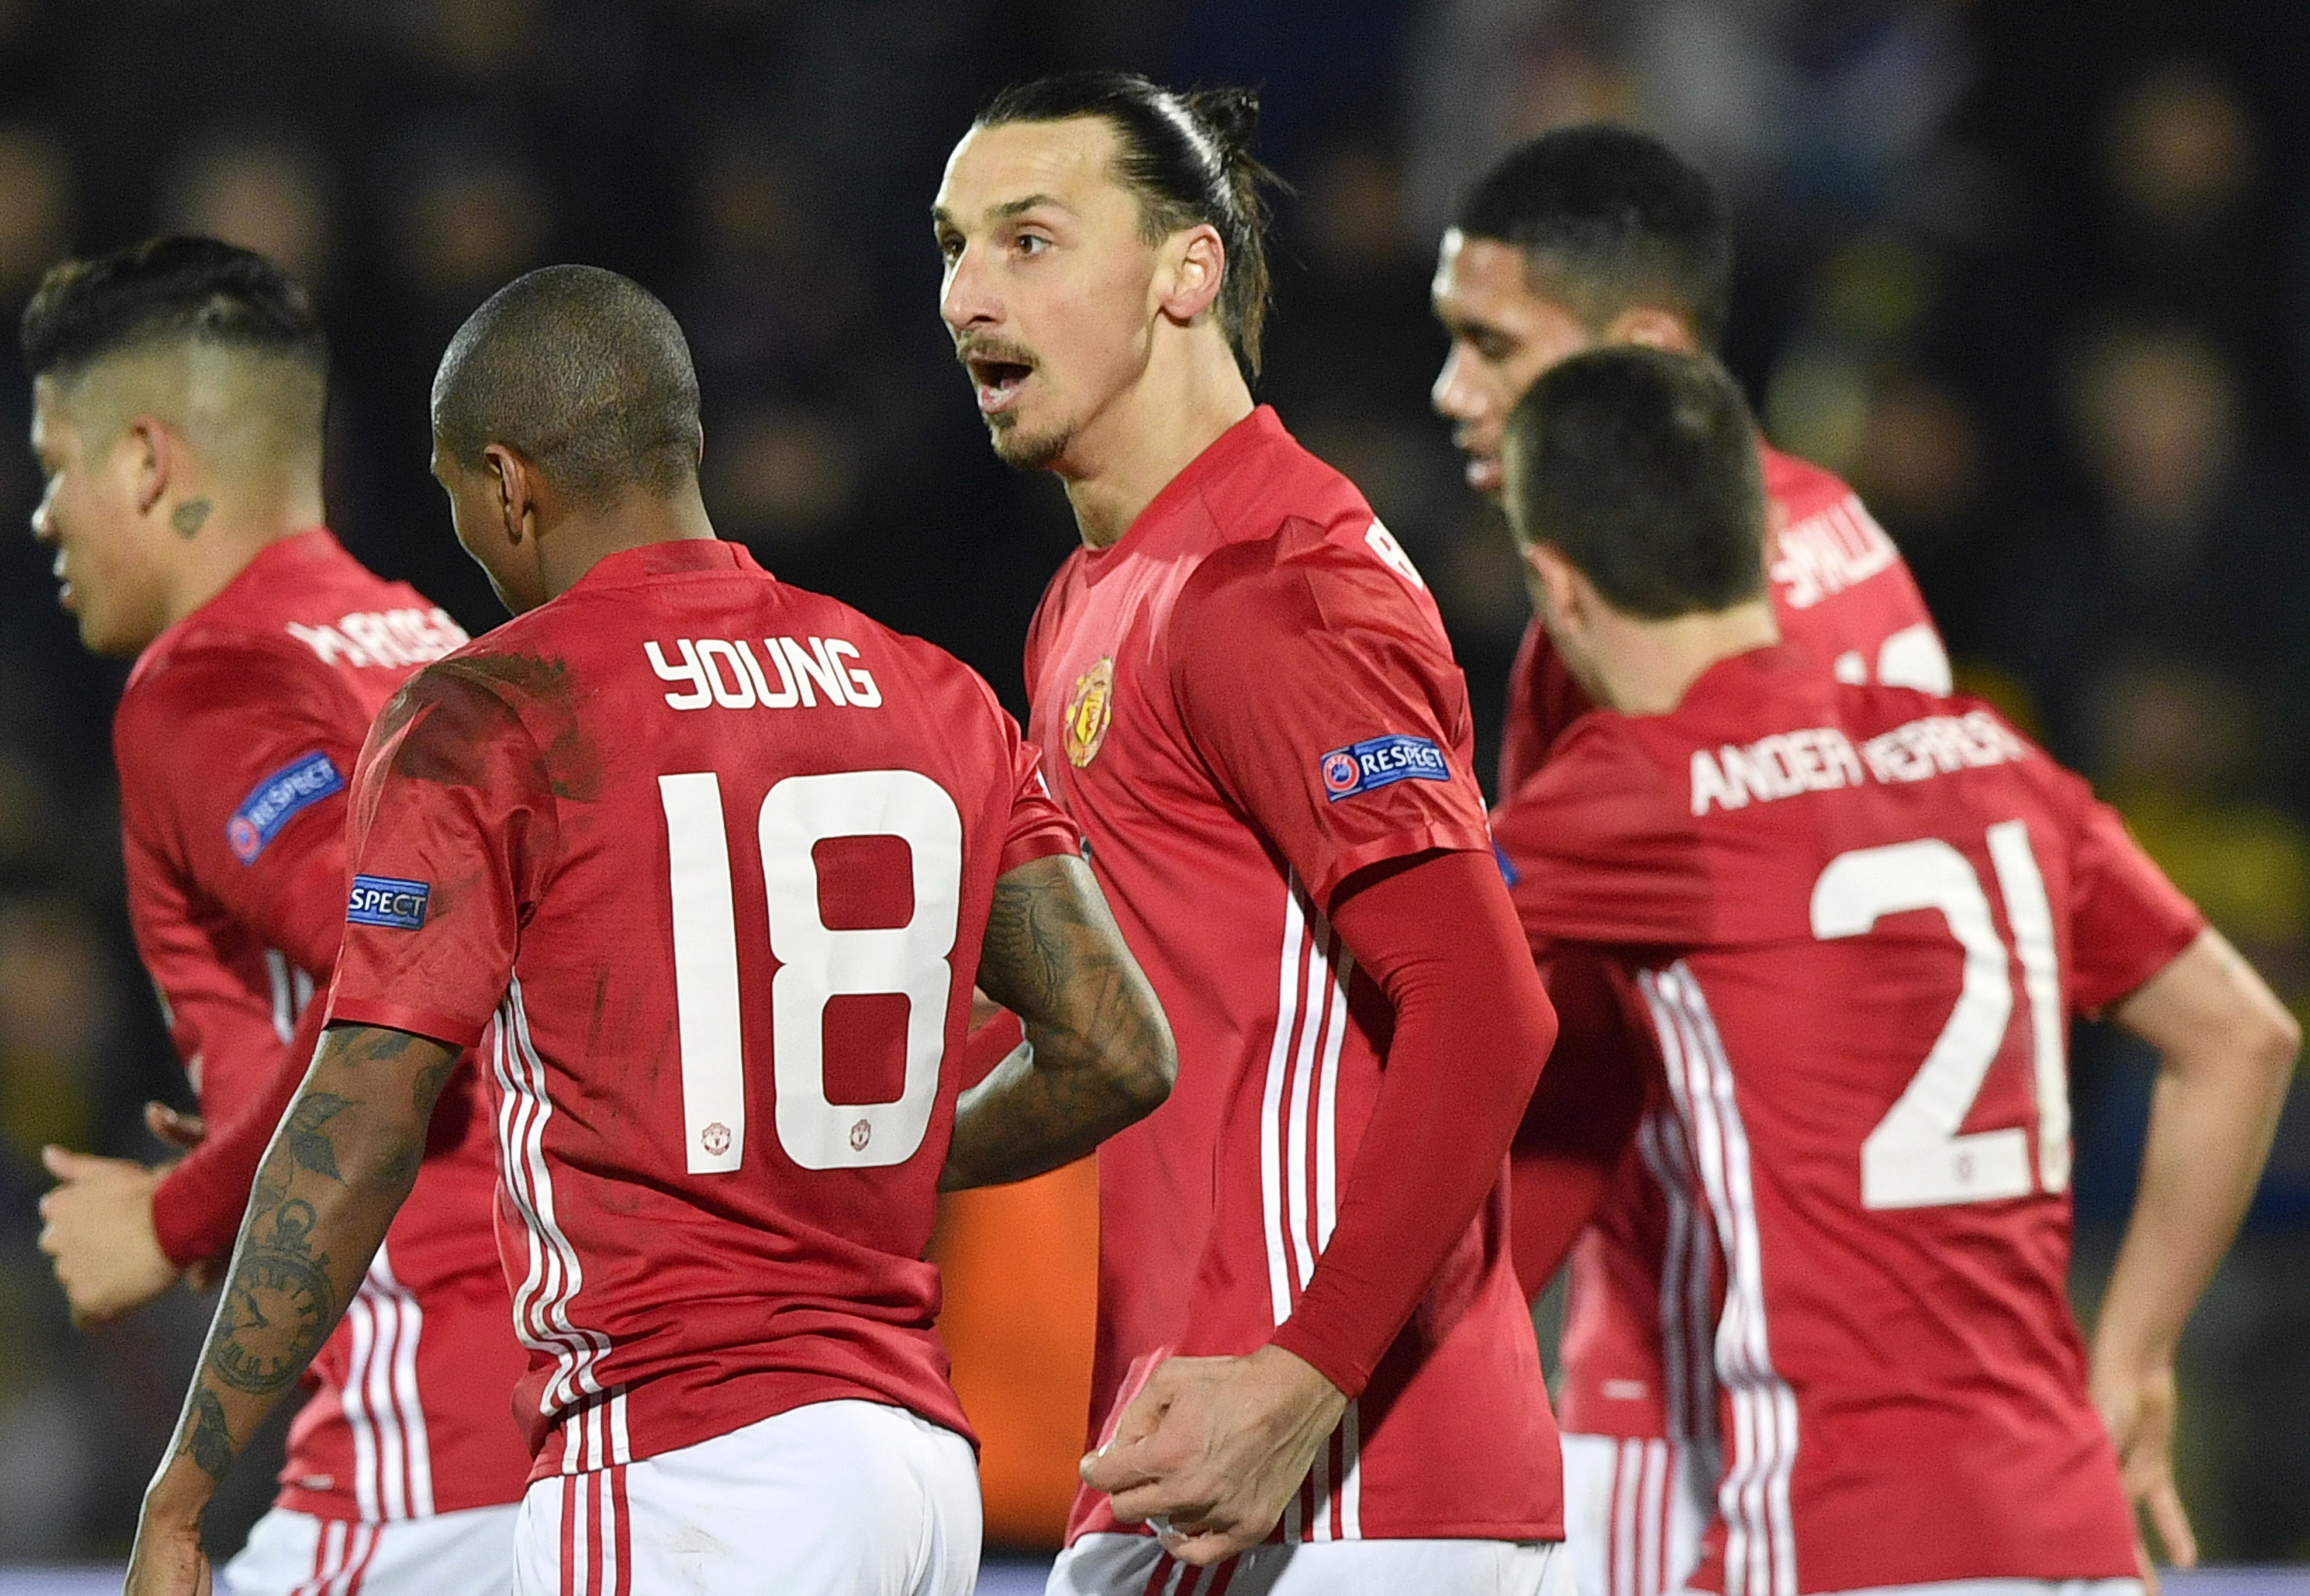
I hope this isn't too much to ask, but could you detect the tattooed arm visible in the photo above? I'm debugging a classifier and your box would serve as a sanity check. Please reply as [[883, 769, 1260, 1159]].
[[126, 1022, 460, 1596], [944, 852, 1176, 1190]]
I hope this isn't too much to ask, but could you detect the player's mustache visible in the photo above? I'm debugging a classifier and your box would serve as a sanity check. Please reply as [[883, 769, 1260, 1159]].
[[954, 336, 1037, 373]]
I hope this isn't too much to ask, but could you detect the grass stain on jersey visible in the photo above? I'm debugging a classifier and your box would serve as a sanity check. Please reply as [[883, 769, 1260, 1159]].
[[447, 652, 603, 804]]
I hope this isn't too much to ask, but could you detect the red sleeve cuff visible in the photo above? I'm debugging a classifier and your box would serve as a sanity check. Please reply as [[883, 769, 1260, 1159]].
[[325, 996, 489, 1052], [997, 823, 1082, 879], [1310, 821, 1492, 911], [152, 1162, 237, 1268], [2082, 912, 2208, 1018], [1267, 1310, 1379, 1398]]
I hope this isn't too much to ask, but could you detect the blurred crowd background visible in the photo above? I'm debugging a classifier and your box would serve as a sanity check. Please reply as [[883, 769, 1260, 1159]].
[[1, 0, 2307, 1564]]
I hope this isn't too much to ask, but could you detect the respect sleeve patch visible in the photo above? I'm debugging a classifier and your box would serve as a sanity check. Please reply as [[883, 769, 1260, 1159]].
[[347, 875, 432, 930], [227, 752, 345, 864], [1319, 734, 1452, 802]]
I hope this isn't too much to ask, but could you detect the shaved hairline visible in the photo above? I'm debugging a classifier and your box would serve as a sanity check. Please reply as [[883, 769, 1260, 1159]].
[[50, 340, 325, 467]]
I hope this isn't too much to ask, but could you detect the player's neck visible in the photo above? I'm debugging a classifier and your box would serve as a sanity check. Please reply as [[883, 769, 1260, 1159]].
[[159, 485, 326, 629], [1594, 600, 1781, 716], [535, 482, 720, 602], [1057, 331, 1253, 550]]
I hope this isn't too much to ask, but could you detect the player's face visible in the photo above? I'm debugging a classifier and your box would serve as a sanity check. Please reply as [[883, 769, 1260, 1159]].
[[934, 117, 1164, 472], [432, 439, 544, 615], [1430, 229, 1597, 499], [28, 375, 175, 656]]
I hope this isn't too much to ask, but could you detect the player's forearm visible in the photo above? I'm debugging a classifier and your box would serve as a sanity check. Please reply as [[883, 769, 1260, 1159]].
[[2095, 930, 2296, 1379], [944, 1031, 1157, 1189], [144, 1023, 457, 1527], [1271, 850, 1556, 1395], [2093, 1033, 2294, 1378], [947, 854, 1175, 1189], [153, 996, 332, 1267]]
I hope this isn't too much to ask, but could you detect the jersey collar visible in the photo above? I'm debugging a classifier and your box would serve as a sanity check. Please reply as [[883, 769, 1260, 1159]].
[[1084, 404, 1287, 574], [130, 526, 340, 687], [1674, 642, 1823, 719], [571, 538, 761, 591]]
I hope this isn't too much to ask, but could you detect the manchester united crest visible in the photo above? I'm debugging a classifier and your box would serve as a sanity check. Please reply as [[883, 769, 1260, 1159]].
[[1063, 656, 1116, 767]]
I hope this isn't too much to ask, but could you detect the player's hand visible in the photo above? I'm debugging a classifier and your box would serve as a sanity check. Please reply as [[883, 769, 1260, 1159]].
[[126, 1481, 215, 1596], [1079, 1344, 1349, 1566], [145, 1102, 208, 1151], [37, 1147, 179, 1327], [2093, 1360, 2196, 1585]]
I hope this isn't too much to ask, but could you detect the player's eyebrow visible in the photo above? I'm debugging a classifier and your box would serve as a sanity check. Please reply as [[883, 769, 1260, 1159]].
[[933, 194, 1073, 233]]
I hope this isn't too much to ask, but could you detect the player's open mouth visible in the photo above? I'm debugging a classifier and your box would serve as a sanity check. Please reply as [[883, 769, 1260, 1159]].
[[968, 356, 1032, 415], [52, 554, 73, 610]]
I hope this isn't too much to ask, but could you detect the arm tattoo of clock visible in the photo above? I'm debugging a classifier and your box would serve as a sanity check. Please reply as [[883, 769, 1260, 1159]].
[[159, 1024, 457, 1509], [209, 1197, 336, 1395]]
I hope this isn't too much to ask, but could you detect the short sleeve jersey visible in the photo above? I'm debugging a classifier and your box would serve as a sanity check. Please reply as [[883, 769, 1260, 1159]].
[[1506, 450, 1951, 1452], [1492, 647, 2204, 1593], [1025, 407, 1561, 1545], [327, 539, 1080, 1482], [115, 529, 529, 1520]]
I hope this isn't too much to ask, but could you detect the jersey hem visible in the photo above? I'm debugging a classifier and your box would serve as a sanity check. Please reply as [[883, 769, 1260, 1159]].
[[1314, 822, 1491, 910], [2077, 913, 2207, 1015], [1554, 1417, 1692, 1441], [996, 826, 1085, 878], [1061, 1514, 1569, 1548], [526, 1380, 977, 1483], [325, 995, 489, 1050], [272, 1483, 529, 1520]]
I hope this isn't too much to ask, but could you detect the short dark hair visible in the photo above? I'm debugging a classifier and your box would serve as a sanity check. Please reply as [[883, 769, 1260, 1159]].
[[976, 71, 1281, 379], [432, 265, 702, 505], [1505, 346, 1764, 618], [1456, 125, 1732, 350], [20, 235, 328, 383]]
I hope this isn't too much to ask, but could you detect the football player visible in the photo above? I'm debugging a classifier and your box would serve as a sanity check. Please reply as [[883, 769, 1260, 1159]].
[[27, 237, 531, 1596], [1492, 346, 2294, 1591], [122, 265, 1178, 1596], [935, 73, 1566, 1594], [1431, 126, 1949, 1596]]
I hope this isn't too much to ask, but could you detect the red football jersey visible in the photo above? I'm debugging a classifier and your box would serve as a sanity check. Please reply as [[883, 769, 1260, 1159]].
[[1025, 407, 1561, 1546], [116, 529, 529, 1520], [325, 539, 1080, 1484], [1508, 450, 1949, 1452], [1494, 646, 2204, 1592]]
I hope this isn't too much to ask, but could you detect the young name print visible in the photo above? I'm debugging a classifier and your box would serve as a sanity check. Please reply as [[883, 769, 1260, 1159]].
[[645, 636, 884, 711], [1320, 734, 1452, 802]]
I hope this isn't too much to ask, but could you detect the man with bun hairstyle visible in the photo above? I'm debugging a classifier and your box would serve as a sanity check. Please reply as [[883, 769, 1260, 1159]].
[[25, 236, 530, 1596], [934, 73, 1568, 1593], [122, 263, 1178, 1596], [1491, 343, 2292, 1593], [1430, 126, 1950, 1596]]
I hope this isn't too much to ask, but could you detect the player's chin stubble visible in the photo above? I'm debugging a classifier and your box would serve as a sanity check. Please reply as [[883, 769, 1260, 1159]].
[[989, 414, 1068, 472]]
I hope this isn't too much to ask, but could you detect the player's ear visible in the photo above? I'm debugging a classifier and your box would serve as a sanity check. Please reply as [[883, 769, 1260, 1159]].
[[1523, 542, 1587, 631], [1155, 224, 1227, 327], [126, 417, 173, 517], [482, 443, 537, 548], [1603, 306, 1696, 354]]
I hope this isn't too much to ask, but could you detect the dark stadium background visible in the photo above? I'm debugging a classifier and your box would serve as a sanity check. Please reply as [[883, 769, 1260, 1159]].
[[0, 0, 2306, 1569]]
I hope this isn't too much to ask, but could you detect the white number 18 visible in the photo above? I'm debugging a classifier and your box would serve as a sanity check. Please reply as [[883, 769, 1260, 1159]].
[[657, 769, 962, 1174]]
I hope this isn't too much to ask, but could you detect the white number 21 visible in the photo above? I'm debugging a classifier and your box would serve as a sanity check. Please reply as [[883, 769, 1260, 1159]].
[[1811, 820, 2068, 1210], [658, 769, 961, 1174]]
